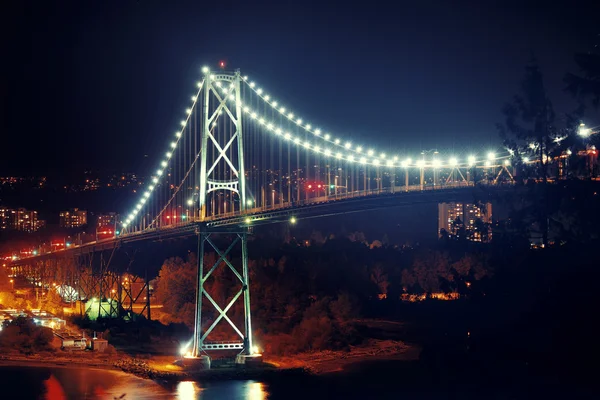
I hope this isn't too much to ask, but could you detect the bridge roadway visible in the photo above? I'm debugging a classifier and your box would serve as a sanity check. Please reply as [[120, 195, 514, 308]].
[[12, 181, 504, 263]]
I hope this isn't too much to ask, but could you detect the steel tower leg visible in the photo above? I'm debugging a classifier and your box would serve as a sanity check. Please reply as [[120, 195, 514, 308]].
[[234, 71, 246, 212], [192, 231, 206, 357], [241, 231, 253, 354], [198, 72, 211, 219]]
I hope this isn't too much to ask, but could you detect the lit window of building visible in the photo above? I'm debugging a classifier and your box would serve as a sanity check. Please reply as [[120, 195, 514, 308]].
[[438, 202, 492, 242], [0, 207, 43, 232], [59, 208, 88, 228]]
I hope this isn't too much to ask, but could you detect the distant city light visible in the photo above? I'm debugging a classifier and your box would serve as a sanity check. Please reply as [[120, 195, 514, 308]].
[[290, 216, 297, 224]]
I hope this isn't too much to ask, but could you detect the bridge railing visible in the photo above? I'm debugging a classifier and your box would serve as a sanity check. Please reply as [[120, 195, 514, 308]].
[[189, 180, 477, 224]]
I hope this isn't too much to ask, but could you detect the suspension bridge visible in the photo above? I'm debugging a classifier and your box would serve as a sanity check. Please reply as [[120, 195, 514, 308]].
[[8, 66, 515, 365]]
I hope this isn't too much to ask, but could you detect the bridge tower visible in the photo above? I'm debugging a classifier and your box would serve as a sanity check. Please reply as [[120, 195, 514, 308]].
[[191, 68, 255, 363]]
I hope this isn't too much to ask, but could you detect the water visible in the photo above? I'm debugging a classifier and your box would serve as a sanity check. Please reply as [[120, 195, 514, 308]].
[[0, 360, 592, 399], [0, 366, 269, 399]]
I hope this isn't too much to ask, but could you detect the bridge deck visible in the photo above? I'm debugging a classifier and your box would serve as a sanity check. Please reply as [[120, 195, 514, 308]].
[[11, 182, 504, 263]]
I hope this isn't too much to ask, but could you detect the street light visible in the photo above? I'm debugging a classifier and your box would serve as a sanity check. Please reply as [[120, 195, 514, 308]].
[[578, 123, 591, 137]]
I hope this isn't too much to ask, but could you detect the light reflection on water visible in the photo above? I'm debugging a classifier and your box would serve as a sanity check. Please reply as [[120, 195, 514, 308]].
[[0, 366, 269, 400], [175, 380, 267, 400]]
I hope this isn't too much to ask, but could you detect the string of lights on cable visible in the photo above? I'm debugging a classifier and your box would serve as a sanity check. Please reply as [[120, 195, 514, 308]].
[[212, 75, 511, 168], [121, 79, 206, 230]]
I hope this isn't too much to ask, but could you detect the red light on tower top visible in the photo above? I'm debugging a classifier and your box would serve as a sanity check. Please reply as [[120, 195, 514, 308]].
[[219, 61, 226, 69]]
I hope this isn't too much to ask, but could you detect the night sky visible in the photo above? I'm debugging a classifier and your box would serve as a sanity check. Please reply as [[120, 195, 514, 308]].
[[1, 0, 599, 177]]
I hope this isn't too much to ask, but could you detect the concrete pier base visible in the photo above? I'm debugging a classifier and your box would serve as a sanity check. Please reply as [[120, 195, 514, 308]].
[[182, 355, 211, 370], [235, 354, 263, 367]]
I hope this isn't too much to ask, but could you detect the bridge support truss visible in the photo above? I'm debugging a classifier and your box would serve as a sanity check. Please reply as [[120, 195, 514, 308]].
[[191, 227, 253, 357]]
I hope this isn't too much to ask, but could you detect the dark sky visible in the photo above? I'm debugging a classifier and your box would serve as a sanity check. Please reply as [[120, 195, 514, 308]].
[[1, 0, 598, 177]]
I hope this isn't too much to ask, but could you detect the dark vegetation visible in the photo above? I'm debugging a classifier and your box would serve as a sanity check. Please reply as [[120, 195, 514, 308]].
[[0, 317, 54, 355]]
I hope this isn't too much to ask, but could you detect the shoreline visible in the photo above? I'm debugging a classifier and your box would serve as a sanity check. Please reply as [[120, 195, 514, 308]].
[[0, 339, 418, 381], [0, 355, 118, 371], [264, 338, 419, 374]]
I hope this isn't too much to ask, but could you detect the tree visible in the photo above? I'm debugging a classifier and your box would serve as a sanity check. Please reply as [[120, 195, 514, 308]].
[[473, 218, 491, 243], [40, 288, 64, 316], [370, 264, 389, 296], [497, 59, 564, 246], [498, 59, 558, 183], [565, 52, 600, 107], [153, 255, 197, 327]]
